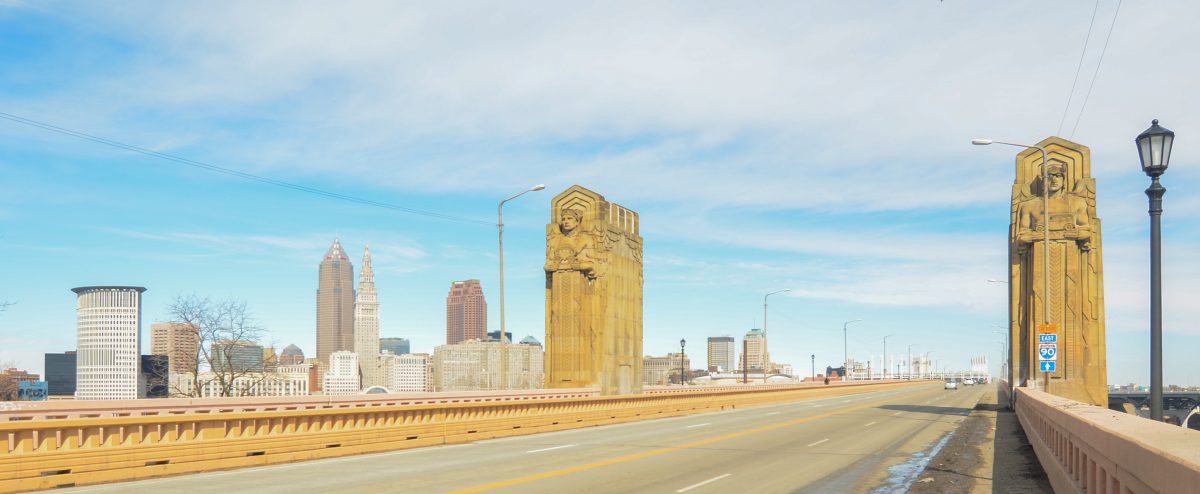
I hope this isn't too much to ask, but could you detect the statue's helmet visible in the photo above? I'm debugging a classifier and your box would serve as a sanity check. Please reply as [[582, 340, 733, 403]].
[[1042, 160, 1067, 176], [560, 208, 584, 222]]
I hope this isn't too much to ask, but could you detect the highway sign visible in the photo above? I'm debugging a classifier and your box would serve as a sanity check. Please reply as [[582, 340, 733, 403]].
[[1039, 323, 1057, 334], [1038, 333, 1058, 343], [1038, 344, 1057, 361], [1040, 361, 1057, 372]]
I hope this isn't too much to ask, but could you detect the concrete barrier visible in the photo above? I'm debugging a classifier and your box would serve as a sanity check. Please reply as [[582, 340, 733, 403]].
[[1015, 387, 1200, 494], [0, 381, 919, 492]]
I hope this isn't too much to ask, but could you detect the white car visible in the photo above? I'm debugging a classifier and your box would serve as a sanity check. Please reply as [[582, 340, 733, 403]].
[[944, 381, 958, 390], [963, 379, 975, 386]]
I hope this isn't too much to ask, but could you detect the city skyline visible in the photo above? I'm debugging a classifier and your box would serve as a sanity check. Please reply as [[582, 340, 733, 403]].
[[2, 2, 1200, 388]]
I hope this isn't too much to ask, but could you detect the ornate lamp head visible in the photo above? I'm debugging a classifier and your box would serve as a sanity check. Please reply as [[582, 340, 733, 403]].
[[1136, 119, 1174, 178]]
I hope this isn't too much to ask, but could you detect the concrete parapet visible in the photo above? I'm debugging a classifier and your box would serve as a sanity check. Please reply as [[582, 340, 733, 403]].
[[0, 380, 917, 492], [1015, 387, 1200, 494]]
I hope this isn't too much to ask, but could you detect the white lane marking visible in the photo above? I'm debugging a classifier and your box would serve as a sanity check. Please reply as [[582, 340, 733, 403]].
[[526, 444, 576, 453], [686, 423, 711, 429], [765, 411, 781, 416], [892, 411, 903, 416], [807, 438, 830, 447], [865, 421, 877, 427], [812, 404, 824, 408], [676, 473, 732, 493], [843, 400, 853, 403]]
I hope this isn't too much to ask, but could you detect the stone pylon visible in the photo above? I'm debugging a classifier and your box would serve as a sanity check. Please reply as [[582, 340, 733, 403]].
[[544, 185, 644, 395]]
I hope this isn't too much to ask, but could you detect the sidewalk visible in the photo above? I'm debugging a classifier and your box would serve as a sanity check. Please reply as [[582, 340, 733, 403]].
[[907, 384, 1052, 493]]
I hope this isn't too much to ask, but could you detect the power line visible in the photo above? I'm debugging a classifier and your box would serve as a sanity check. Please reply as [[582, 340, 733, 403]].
[[0, 111, 494, 226], [1070, 0, 1123, 139], [1057, 0, 1102, 136]]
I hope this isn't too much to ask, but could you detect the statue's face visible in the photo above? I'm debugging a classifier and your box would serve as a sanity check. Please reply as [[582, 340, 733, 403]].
[[1048, 172, 1065, 193], [560, 214, 578, 232]]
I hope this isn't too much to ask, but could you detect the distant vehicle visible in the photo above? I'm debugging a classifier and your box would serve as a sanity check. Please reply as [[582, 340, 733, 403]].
[[963, 379, 975, 386], [944, 381, 958, 390]]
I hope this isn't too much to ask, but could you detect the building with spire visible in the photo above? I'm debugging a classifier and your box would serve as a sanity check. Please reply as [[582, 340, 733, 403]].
[[446, 279, 487, 345], [317, 238, 355, 368], [354, 245, 381, 389]]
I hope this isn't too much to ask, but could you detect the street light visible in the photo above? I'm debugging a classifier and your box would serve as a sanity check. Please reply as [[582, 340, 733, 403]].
[[973, 139, 1052, 332], [497, 184, 546, 389], [1136, 119, 1175, 421], [763, 289, 791, 383], [680, 338, 687, 386], [843, 319, 862, 381], [882, 334, 896, 380]]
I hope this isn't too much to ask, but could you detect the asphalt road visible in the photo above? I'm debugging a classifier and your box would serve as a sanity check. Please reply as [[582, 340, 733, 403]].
[[60, 382, 987, 494]]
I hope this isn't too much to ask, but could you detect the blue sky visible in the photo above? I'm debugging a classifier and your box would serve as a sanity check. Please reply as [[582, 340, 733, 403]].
[[2, 1, 1199, 386]]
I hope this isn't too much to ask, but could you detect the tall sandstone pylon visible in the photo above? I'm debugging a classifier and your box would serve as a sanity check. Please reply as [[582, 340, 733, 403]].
[[544, 185, 643, 395], [1007, 137, 1107, 406]]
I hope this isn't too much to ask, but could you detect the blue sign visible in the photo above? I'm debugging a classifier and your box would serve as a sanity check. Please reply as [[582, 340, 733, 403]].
[[1039, 361, 1057, 372], [18, 381, 48, 401], [1038, 344, 1057, 361], [1038, 334, 1058, 343]]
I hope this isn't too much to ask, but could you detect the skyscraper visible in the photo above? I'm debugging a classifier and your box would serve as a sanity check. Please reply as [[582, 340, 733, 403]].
[[354, 245, 380, 389], [151, 322, 199, 374], [742, 328, 766, 371], [72, 286, 146, 400], [707, 336, 736, 372], [445, 279, 487, 345], [317, 238, 355, 367]]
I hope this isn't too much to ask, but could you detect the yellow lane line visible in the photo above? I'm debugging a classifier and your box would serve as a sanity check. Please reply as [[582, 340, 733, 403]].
[[448, 383, 940, 494]]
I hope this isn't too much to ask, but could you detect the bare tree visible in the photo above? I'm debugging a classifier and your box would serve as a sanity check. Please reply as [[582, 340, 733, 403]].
[[166, 294, 274, 398], [0, 360, 18, 401]]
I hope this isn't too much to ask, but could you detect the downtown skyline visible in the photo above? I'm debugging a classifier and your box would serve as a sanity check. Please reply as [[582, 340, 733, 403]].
[[2, 2, 1200, 387]]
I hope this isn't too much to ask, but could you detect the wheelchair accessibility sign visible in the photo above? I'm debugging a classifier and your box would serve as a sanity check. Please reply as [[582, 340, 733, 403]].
[[1038, 344, 1057, 361]]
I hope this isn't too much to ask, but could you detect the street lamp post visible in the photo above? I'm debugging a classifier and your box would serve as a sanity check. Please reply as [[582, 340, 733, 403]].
[[1136, 119, 1175, 422], [763, 289, 791, 383], [811, 354, 815, 382], [974, 138, 1052, 390], [882, 334, 896, 380], [498, 184, 546, 389], [842, 319, 862, 381], [680, 339, 687, 386]]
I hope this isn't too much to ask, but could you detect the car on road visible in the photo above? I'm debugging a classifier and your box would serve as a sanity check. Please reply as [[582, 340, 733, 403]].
[[944, 380, 958, 390], [963, 379, 975, 386]]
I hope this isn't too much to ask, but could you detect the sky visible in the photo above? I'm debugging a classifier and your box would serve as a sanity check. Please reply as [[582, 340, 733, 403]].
[[1, 1, 1198, 386]]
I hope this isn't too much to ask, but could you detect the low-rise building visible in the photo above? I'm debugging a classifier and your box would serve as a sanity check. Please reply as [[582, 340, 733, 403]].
[[323, 351, 360, 395], [432, 340, 543, 391], [168, 369, 309, 397], [643, 353, 689, 385]]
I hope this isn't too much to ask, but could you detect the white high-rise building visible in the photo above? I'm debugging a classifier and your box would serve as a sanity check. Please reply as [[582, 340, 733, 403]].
[[353, 245, 380, 389], [323, 351, 360, 395], [707, 336, 736, 372], [73, 286, 146, 400]]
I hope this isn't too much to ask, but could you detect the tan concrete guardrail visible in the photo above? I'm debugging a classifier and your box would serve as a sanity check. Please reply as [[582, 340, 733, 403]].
[[0, 380, 919, 492], [1015, 387, 1200, 494]]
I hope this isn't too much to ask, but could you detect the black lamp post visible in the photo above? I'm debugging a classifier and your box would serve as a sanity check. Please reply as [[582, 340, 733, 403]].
[[1136, 119, 1175, 422], [679, 339, 687, 386]]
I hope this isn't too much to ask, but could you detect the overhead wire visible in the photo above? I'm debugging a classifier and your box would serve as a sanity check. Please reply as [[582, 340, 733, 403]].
[[1057, 0, 1102, 136], [1070, 0, 1123, 139], [0, 111, 495, 226]]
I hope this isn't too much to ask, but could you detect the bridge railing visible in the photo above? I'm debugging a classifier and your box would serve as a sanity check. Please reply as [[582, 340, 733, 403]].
[[0, 380, 918, 492], [1014, 387, 1200, 494]]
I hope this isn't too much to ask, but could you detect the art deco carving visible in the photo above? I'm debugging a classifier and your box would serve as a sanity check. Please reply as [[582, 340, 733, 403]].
[[1008, 137, 1107, 406], [545, 185, 643, 395]]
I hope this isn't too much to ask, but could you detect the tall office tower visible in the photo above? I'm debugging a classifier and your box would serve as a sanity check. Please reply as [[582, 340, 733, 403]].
[[379, 337, 410, 356], [151, 322, 199, 373], [353, 246, 380, 389], [323, 351, 360, 396], [210, 340, 265, 373], [72, 286, 146, 400], [742, 328, 766, 371], [445, 279, 487, 345], [317, 238, 355, 367], [707, 336, 736, 372]]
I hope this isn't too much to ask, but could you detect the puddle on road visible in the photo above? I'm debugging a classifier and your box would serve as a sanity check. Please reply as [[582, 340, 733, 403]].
[[870, 431, 955, 494]]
